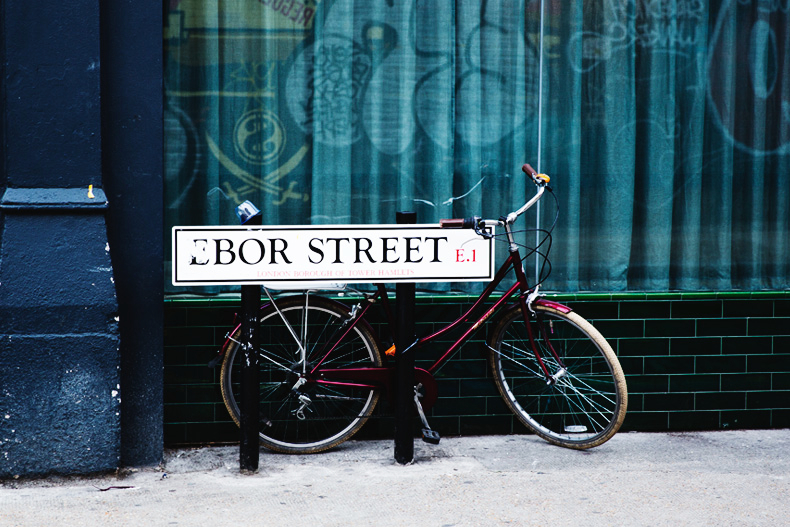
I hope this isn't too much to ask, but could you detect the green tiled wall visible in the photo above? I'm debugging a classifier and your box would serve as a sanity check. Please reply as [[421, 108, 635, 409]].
[[163, 292, 790, 445]]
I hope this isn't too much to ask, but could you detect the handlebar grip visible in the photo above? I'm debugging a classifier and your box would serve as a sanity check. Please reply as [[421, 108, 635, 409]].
[[440, 218, 476, 229], [522, 163, 551, 184]]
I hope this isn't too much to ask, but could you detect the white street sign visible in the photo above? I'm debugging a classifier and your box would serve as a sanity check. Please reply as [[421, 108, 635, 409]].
[[172, 224, 494, 286]]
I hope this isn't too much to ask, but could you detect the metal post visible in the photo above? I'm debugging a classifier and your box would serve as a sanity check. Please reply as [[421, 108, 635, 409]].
[[394, 211, 416, 464], [236, 201, 262, 473]]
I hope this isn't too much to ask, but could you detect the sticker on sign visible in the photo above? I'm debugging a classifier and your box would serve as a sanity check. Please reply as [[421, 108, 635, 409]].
[[172, 224, 495, 286]]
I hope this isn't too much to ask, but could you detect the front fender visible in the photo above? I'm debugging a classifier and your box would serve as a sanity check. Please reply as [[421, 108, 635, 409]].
[[534, 298, 573, 314], [496, 297, 573, 321]]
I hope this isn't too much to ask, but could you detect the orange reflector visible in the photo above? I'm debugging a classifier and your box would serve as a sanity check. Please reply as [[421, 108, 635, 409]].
[[385, 345, 396, 357]]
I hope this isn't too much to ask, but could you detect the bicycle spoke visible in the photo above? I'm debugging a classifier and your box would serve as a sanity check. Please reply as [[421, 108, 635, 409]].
[[257, 349, 293, 372]]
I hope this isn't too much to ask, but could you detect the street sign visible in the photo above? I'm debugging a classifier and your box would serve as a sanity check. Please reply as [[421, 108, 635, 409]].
[[172, 224, 494, 286]]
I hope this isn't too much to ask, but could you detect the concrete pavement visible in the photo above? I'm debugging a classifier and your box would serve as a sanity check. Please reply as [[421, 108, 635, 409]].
[[1, 429, 788, 526]]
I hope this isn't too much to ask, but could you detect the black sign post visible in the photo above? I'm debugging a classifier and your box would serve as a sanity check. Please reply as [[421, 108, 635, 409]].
[[236, 201, 262, 473], [394, 211, 417, 464]]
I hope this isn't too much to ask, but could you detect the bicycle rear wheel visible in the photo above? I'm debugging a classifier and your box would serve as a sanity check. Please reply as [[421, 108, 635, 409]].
[[488, 304, 627, 449], [220, 295, 382, 454]]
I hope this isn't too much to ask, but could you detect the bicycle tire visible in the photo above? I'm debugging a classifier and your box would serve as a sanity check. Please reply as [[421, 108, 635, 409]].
[[488, 304, 627, 449], [220, 295, 382, 454]]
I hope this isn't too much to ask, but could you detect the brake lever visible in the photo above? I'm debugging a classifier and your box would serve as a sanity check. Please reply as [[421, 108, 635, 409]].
[[473, 217, 493, 239]]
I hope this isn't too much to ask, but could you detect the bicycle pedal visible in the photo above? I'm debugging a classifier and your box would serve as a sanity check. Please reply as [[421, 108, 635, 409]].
[[421, 428, 441, 445]]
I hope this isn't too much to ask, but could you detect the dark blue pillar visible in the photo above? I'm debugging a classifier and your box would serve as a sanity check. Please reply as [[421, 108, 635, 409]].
[[101, 0, 164, 468], [0, 1, 121, 477]]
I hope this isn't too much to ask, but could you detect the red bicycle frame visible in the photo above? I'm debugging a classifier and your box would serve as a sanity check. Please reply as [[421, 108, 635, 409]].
[[313, 245, 573, 409]]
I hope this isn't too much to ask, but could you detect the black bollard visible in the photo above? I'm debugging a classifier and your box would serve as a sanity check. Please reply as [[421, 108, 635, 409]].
[[236, 201, 262, 473], [394, 211, 417, 464]]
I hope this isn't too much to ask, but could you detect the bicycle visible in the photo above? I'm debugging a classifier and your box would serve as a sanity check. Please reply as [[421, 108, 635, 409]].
[[211, 164, 628, 454]]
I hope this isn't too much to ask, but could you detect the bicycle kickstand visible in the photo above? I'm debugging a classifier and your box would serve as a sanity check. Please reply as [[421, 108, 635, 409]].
[[414, 383, 440, 445]]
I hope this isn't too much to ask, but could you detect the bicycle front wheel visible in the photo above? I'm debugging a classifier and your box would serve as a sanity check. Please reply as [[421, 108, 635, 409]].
[[220, 295, 382, 454], [488, 305, 627, 449]]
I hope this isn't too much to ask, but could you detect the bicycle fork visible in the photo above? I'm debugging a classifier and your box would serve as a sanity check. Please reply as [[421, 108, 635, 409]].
[[520, 296, 568, 385]]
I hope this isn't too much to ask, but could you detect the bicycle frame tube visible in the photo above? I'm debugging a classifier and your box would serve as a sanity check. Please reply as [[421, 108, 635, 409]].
[[421, 247, 533, 375]]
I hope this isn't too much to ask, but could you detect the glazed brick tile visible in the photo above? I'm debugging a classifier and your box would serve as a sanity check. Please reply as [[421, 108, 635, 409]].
[[164, 346, 187, 366], [775, 300, 790, 317], [774, 336, 790, 351], [696, 355, 747, 374], [773, 372, 790, 390], [671, 337, 721, 356], [436, 378, 461, 398], [748, 354, 790, 373], [748, 318, 790, 336], [720, 373, 771, 392], [644, 356, 695, 375], [695, 391, 746, 411], [164, 326, 215, 347], [459, 379, 499, 397], [187, 306, 236, 327], [747, 390, 790, 410], [697, 318, 747, 337], [645, 319, 695, 338], [621, 300, 670, 319], [163, 364, 216, 385], [618, 338, 669, 356], [164, 384, 187, 404], [671, 300, 722, 319], [723, 300, 774, 318], [626, 374, 669, 393], [163, 306, 187, 327], [669, 374, 720, 392], [186, 383, 223, 403], [643, 393, 694, 411], [722, 336, 771, 355]]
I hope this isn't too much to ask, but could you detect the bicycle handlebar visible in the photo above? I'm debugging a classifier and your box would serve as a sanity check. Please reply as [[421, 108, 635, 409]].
[[440, 163, 550, 230], [438, 217, 478, 229]]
